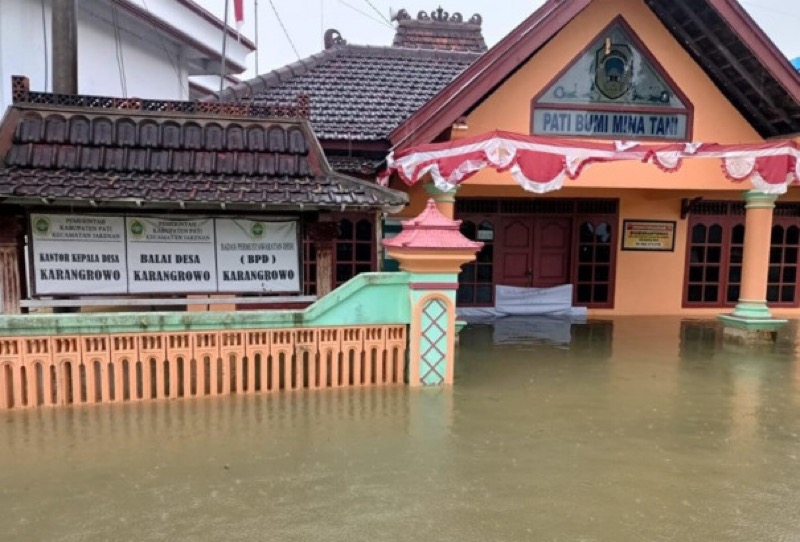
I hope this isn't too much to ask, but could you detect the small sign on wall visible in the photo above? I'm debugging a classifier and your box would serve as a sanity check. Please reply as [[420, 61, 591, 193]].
[[621, 220, 676, 251]]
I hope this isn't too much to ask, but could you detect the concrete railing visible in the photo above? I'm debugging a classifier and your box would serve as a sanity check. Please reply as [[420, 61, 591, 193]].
[[0, 273, 413, 409], [0, 325, 406, 408]]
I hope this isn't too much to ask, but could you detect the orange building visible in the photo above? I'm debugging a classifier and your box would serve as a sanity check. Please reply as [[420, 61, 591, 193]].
[[380, 0, 800, 328], [225, 0, 799, 328]]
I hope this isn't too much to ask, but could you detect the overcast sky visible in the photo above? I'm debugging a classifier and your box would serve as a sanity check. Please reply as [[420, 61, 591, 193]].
[[200, 0, 800, 80]]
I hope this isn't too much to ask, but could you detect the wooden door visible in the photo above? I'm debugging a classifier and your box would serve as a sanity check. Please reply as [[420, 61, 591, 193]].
[[533, 217, 571, 287], [498, 218, 534, 287]]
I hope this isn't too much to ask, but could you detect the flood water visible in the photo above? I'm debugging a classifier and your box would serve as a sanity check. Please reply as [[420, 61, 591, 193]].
[[2, 317, 800, 541]]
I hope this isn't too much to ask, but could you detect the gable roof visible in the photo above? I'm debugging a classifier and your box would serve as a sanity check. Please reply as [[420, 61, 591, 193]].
[[216, 44, 480, 143], [0, 77, 407, 212], [390, 0, 800, 148], [215, 9, 490, 144]]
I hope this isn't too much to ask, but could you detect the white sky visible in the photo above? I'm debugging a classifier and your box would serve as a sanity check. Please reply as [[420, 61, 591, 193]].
[[200, 0, 800, 79]]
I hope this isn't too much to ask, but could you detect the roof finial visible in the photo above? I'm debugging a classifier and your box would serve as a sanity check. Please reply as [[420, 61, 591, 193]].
[[324, 29, 347, 50]]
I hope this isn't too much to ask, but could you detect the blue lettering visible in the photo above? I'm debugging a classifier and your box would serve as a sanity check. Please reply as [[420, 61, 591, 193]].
[[634, 116, 645, 135], [543, 112, 553, 131], [666, 117, 678, 136], [559, 113, 571, 132], [612, 114, 623, 134]]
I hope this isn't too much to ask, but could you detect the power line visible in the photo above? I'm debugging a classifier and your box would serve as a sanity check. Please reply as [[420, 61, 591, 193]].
[[740, 1, 800, 21], [220, 0, 230, 95], [140, 0, 185, 98], [111, 2, 128, 97], [268, 0, 301, 61], [336, 0, 393, 29], [255, 0, 260, 74], [362, 0, 392, 25], [40, 0, 49, 92]]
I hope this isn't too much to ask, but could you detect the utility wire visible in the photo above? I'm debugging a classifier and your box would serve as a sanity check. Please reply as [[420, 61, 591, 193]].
[[740, 1, 800, 21], [141, 0, 186, 98], [362, 0, 392, 25], [220, 0, 229, 95], [255, 0, 260, 74], [268, 0, 301, 61], [40, 0, 49, 92], [337, 0, 393, 29], [111, 2, 128, 97]]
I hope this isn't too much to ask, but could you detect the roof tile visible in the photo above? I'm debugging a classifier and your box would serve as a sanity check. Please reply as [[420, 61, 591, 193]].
[[219, 45, 480, 141], [0, 98, 407, 209]]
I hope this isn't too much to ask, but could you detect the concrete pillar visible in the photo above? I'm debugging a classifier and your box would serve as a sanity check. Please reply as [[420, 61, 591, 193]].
[[307, 222, 339, 297], [0, 215, 25, 314], [718, 190, 786, 343], [383, 199, 482, 386], [424, 183, 458, 220]]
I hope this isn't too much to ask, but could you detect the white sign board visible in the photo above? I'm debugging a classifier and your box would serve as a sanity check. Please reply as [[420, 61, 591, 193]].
[[30, 214, 127, 295], [126, 217, 217, 294], [29, 214, 302, 296], [216, 219, 300, 293], [532, 109, 688, 140]]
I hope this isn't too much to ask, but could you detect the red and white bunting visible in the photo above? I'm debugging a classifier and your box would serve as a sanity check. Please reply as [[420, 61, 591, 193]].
[[379, 131, 800, 195]]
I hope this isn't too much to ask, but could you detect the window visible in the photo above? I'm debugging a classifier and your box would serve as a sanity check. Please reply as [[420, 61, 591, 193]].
[[457, 219, 495, 306], [767, 223, 799, 305], [575, 220, 614, 305], [683, 201, 746, 307], [336, 218, 374, 286], [303, 214, 376, 296]]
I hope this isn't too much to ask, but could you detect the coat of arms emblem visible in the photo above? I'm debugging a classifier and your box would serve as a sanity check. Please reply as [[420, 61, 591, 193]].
[[595, 43, 632, 100]]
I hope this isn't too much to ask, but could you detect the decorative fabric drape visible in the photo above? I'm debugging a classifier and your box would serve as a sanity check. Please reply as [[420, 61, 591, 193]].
[[379, 131, 800, 195]]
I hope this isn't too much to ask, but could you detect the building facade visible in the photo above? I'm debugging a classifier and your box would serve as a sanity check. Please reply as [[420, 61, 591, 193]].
[[0, 0, 254, 111], [0, 77, 406, 315], [223, 0, 800, 318], [388, 0, 800, 318]]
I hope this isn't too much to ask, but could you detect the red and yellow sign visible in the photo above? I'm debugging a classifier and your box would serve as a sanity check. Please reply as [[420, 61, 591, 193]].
[[621, 220, 676, 251]]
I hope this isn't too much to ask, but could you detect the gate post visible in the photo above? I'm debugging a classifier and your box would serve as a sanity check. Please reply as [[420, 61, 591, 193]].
[[383, 199, 482, 386]]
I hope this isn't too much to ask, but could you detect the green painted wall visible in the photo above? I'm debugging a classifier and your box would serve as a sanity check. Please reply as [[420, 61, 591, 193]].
[[0, 272, 412, 336]]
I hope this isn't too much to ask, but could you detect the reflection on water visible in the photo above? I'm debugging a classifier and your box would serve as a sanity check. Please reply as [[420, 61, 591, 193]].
[[2, 317, 800, 541]]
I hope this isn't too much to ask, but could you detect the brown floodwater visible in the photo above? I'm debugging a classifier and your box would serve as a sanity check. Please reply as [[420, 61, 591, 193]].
[[2, 316, 800, 541]]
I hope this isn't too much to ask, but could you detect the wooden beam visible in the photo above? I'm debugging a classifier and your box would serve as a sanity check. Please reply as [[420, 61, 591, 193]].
[[650, 2, 779, 137], [671, 0, 792, 124]]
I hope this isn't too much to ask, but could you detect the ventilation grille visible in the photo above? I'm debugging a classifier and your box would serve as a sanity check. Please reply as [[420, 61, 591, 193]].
[[576, 199, 618, 215], [775, 202, 800, 217], [692, 201, 745, 216], [456, 198, 618, 216]]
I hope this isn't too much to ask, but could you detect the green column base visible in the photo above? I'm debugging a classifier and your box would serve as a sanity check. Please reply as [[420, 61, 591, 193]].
[[730, 301, 775, 320], [717, 309, 787, 345]]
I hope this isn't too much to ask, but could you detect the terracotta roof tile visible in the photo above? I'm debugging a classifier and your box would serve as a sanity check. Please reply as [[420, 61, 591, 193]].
[[218, 45, 481, 141], [0, 104, 408, 210]]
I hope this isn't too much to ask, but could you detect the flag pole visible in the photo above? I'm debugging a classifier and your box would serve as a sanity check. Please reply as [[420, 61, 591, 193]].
[[220, 0, 230, 97]]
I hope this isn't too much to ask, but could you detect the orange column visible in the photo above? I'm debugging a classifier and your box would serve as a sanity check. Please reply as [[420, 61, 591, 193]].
[[734, 191, 777, 318], [719, 190, 786, 341], [424, 183, 458, 220]]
